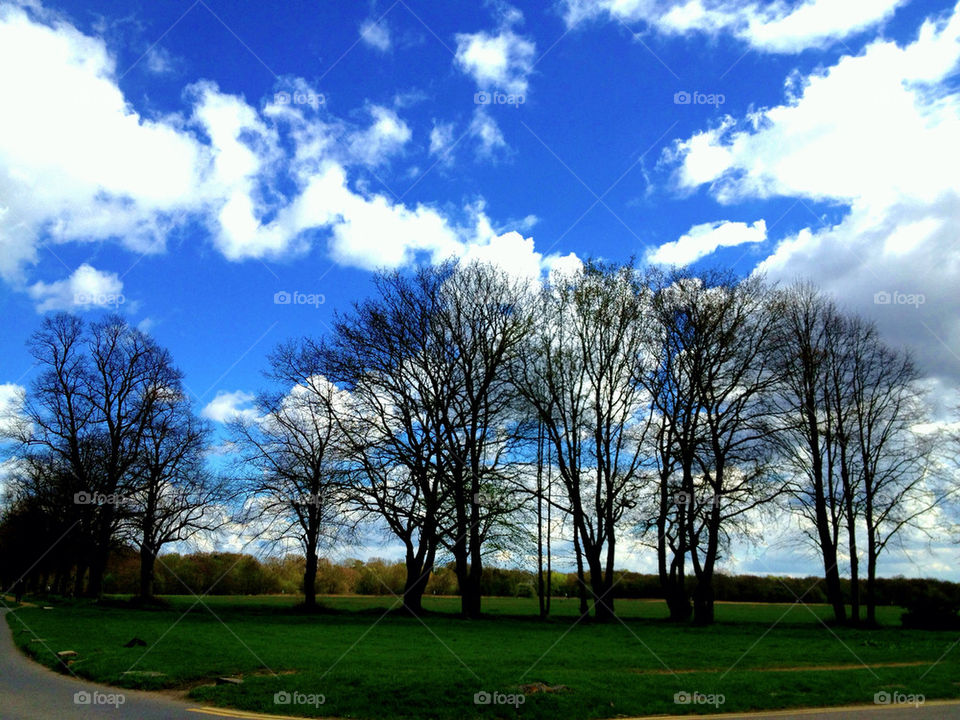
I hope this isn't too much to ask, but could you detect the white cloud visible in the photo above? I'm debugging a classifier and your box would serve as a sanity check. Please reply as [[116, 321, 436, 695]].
[[462, 229, 583, 282], [0, 3, 566, 295], [562, 0, 904, 53], [668, 3, 960, 381], [429, 121, 457, 163], [0, 3, 207, 282], [359, 18, 391, 52], [454, 28, 535, 94], [27, 264, 125, 312], [144, 45, 175, 74], [0, 383, 26, 439], [347, 105, 412, 167], [201, 390, 258, 423], [647, 219, 767, 265], [469, 108, 508, 158]]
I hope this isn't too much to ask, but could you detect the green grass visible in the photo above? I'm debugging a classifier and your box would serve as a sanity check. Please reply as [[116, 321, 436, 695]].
[[6, 595, 959, 719]]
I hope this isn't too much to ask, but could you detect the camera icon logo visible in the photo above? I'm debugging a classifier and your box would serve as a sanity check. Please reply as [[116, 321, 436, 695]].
[[474, 91, 491, 105], [873, 291, 891, 305], [74, 492, 93, 505], [674, 91, 692, 104], [674, 691, 692, 704], [274, 92, 291, 105], [274, 291, 292, 305], [874, 691, 892, 705], [74, 691, 92, 705], [474, 691, 492, 705], [274, 691, 292, 705]]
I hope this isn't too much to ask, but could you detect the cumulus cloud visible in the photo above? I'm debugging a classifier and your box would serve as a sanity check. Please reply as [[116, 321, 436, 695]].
[[27, 264, 125, 312], [201, 390, 258, 423], [0, 2, 569, 299], [454, 28, 535, 94], [0, 383, 26, 439], [561, 0, 904, 53], [359, 18, 391, 52], [668, 3, 960, 381], [0, 3, 207, 282], [647, 219, 767, 265]]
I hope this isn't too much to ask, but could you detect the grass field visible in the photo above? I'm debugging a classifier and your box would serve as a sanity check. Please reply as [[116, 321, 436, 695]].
[[5, 594, 959, 719]]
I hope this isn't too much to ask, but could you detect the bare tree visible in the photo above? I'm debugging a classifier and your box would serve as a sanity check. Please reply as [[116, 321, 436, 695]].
[[316, 267, 452, 615], [513, 261, 651, 621], [648, 272, 783, 624], [126, 391, 228, 602], [432, 262, 532, 617], [769, 284, 851, 623], [18, 314, 179, 598], [846, 320, 934, 625], [230, 373, 349, 610]]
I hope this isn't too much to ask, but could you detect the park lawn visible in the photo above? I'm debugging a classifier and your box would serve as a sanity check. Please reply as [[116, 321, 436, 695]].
[[5, 595, 957, 719]]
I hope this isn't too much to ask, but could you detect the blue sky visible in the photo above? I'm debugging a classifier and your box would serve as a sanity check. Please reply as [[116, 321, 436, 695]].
[[1, 0, 959, 576]]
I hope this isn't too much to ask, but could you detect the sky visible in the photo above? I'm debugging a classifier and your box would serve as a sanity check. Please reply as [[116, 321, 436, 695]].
[[1, 0, 959, 578]]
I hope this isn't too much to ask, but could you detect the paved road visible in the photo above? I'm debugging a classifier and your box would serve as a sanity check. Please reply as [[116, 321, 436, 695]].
[[3, 606, 959, 720]]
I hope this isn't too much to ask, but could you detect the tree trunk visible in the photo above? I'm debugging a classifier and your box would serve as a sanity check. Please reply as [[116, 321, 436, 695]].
[[73, 563, 86, 597], [865, 502, 878, 627], [692, 511, 720, 625], [572, 521, 589, 617], [466, 469, 483, 618], [303, 546, 318, 609], [846, 518, 860, 626], [537, 424, 545, 618], [138, 544, 156, 600], [812, 473, 846, 623], [402, 543, 435, 616]]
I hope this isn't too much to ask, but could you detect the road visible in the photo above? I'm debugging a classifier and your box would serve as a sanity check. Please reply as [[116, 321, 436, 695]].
[[2, 606, 959, 719]]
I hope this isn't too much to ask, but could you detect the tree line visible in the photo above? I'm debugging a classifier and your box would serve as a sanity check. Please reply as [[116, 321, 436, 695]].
[[2, 260, 954, 625]]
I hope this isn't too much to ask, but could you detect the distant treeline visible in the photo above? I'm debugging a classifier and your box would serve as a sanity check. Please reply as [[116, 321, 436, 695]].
[[65, 550, 957, 609]]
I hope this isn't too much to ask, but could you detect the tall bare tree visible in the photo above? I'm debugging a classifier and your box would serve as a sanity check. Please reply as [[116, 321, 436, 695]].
[[514, 261, 651, 621], [648, 272, 783, 624], [230, 373, 349, 609], [432, 262, 532, 617], [316, 267, 452, 615], [18, 314, 179, 598], [126, 391, 227, 602], [846, 320, 933, 625], [769, 284, 850, 623]]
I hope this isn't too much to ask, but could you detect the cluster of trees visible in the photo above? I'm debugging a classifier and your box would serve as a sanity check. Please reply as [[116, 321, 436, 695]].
[[225, 261, 951, 625], [2, 260, 953, 626], [1, 316, 229, 602]]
